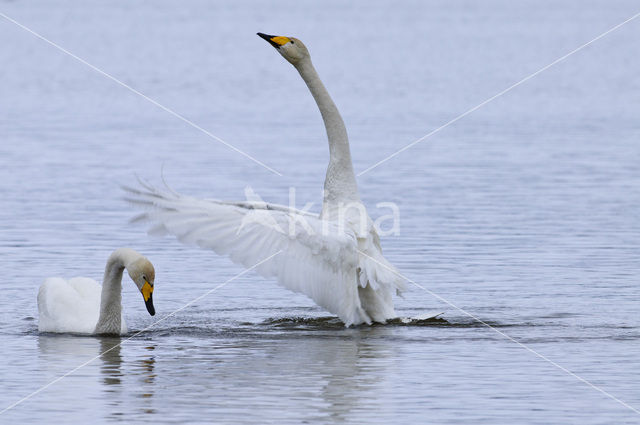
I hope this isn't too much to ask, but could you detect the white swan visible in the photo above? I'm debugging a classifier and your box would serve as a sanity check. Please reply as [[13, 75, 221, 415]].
[[125, 34, 405, 326], [38, 248, 156, 334]]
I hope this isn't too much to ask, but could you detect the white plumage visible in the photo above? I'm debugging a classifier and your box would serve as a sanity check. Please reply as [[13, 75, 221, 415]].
[[125, 34, 405, 326], [38, 277, 125, 334], [37, 248, 156, 334], [126, 184, 404, 326]]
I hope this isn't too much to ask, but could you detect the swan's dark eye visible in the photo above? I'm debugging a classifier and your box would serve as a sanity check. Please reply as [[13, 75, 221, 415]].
[[142, 275, 147, 281], [291, 40, 295, 44]]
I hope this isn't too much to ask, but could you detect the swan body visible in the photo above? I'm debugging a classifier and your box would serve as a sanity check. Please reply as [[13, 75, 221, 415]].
[[38, 248, 156, 335], [125, 34, 405, 326]]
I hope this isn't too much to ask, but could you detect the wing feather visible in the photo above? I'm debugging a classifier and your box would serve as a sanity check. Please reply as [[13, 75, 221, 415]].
[[124, 184, 367, 325]]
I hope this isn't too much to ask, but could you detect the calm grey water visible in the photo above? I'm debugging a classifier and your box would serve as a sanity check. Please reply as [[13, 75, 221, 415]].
[[1, 1, 639, 423]]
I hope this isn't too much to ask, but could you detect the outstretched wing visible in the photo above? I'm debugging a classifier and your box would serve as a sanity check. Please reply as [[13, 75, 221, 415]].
[[124, 183, 368, 325]]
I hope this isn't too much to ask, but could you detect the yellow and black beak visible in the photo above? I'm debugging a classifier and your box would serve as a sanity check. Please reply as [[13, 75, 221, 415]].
[[141, 281, 155, 316], [257, 32, 291, 49]]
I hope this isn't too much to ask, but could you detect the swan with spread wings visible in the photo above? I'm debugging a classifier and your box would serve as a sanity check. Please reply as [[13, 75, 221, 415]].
[[125, 33, 405, 326]]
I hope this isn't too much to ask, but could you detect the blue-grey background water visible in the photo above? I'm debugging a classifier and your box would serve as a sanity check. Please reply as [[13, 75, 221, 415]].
[[1, 1, 639, 423]]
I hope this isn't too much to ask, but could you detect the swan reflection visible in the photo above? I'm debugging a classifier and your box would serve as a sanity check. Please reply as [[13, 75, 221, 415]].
[[37, 334, 157, 420], [98, 337, 123, 387]]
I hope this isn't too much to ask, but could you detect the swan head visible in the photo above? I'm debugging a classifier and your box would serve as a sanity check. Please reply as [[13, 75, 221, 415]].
[[126, 257, 156, 316], [257, 33, 309, 66]]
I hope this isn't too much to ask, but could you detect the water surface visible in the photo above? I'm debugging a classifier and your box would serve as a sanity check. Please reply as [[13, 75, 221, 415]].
[[1, 1, 639, 423]]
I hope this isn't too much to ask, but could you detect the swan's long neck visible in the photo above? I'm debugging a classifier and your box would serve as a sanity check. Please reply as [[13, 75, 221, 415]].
[[94, 249, 138, 334], [296, 59, 359, 206]]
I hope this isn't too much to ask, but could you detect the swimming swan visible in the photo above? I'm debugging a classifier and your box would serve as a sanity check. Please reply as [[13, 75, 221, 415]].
[[125, 34, 405, 326], [38, 248, 156, 334]]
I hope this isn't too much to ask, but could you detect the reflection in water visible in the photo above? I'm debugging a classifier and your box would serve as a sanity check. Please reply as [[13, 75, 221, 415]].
[[99, 339, 157, 421], [100, 339, 158, 420], [98, 337, 125, 422], [137, 345, 156, 415], [99, 337, 122, 387], [37, 334, 101, 358], [34, 327, 394, 422], [173, 324, 397, 423], [36, 335, 158, 422], [315, 335, 388, 422]]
